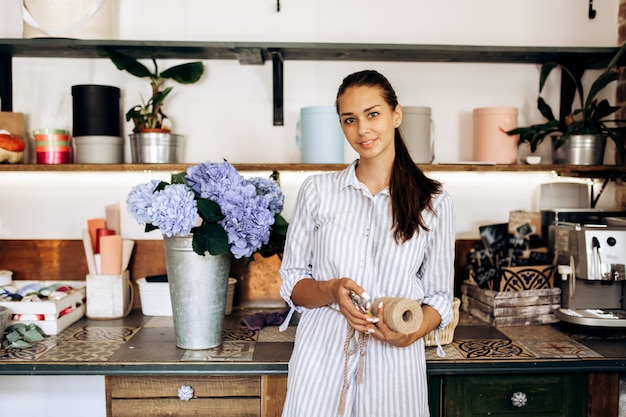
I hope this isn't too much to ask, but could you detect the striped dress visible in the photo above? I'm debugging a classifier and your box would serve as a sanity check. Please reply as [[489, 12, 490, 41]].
[[279, 161, 455, 417]]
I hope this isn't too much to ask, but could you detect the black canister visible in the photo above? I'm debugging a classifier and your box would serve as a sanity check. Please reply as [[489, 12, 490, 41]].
[[72, 85, 121, 137]]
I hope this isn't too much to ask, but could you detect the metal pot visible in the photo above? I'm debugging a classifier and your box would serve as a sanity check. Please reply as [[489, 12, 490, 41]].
[[553, 134, 606, 165], [129, 132, 184, 163]]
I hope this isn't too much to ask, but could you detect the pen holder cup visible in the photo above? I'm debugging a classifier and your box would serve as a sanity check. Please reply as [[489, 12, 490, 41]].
[[86, 270, 133, 319]]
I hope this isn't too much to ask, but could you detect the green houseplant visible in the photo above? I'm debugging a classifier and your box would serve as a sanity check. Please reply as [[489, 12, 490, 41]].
[[99, 47, 205, 163], [507, 43, 626, 164]]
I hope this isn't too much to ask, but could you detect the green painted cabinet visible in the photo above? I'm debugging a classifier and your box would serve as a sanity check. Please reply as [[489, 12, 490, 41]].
[[443, 373, 587, 417]]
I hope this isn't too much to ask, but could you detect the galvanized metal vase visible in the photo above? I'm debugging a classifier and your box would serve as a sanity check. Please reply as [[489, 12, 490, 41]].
[[163, 235, 231, 350]]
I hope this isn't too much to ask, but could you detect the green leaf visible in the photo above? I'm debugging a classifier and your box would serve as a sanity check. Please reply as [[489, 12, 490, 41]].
[[6, 323, 27, 334], [537, 97, 556, 122], [538, 62, 559, 93], [5, 330, 21, 343], [98, 48, 153, 78], [170, 172, 188, 185], [191, 223, 229, 256], [585, 72, 619, 114], [160, 62, 205, 84], [8, 340, 32, 349], [196, 200, 225, 222], [23, 328, 44, 343]]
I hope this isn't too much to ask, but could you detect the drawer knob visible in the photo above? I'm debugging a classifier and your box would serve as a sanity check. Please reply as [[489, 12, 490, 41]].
[[178, 385, 194, 401], [511, 391, 527, 407]]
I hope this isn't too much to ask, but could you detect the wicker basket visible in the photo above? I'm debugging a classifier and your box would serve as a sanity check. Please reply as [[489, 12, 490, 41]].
[[424, 297, 460, 346]]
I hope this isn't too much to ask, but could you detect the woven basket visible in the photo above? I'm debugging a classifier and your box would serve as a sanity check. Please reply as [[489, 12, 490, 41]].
[[424, 297, 460, 346]]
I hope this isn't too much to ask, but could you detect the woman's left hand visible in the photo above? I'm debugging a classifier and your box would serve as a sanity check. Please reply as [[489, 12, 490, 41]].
[[369, 303, 441, 348]]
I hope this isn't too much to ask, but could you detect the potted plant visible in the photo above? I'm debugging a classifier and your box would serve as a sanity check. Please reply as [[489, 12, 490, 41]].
[[98, 47, 205, 163], [125, 160, 288, 349], [507, 43, 626, 165]]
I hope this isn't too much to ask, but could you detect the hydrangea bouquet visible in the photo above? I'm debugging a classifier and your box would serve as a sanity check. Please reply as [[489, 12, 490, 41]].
[[126, 160, 288, 260]]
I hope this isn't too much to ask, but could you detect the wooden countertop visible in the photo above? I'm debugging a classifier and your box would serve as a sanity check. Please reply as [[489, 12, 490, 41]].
[[0, 309, 624, 376]]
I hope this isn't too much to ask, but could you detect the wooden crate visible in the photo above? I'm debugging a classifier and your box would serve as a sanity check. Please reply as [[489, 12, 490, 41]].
[[461, 282, 561, 326]]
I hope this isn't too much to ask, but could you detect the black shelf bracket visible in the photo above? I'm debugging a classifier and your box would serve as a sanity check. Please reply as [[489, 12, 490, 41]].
[[0, 55, 11, 111], [269, 48, 284, 126]]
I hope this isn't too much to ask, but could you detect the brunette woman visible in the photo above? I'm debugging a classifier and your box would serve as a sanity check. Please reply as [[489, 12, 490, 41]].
[[279, 70, 455, 417]]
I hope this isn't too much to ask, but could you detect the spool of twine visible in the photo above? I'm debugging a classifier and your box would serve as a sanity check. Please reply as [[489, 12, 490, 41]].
[[371, 297, 423, 334]]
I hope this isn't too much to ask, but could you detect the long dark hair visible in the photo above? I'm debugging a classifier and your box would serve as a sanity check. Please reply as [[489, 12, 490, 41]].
[[336, 70, 442, 243]]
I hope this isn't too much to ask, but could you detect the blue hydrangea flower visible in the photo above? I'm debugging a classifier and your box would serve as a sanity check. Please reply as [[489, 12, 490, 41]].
[[126, 179, 160, 224], [127, 160, 286, 259], [219, 185, 275, 259], [150, 184, 198, 237], [185, 160, 244, 201], [246, 176, 284, 215]]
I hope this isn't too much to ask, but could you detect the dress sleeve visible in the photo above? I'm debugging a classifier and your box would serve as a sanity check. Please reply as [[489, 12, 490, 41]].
[[279, 176, 318, 329], [421, 191, 456, 330]]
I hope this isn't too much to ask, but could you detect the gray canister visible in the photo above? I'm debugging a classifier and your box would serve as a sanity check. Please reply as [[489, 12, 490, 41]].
[[399, 106, 434, 163]]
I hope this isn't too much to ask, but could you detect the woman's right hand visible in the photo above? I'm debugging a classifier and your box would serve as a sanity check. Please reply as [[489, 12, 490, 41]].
[[332, 278, 379, 334]]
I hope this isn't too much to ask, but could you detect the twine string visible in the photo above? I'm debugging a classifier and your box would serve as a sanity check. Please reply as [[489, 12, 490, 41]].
[[337, 324, 370, 416]]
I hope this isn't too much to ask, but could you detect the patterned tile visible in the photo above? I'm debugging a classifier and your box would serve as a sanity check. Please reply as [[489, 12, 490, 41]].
[[40, 341, 124, 362], [453, 339, 535, 359], [0, 337, 57, 361], [425, 343, 466, 360], [181, 341, 255, 361], [257, 325, 296, 343], [517, 340, 603, 359], [64, 326, 140, 342], [223, 327, 257, 342]]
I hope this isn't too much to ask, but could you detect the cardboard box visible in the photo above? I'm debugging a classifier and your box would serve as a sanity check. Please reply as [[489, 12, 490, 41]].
[[461, 282, 561, 326]]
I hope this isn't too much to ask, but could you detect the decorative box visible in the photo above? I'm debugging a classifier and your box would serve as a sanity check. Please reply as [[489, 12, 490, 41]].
[[0, 280, 86, 335], [424, 297, 461, 346], [461, 282, 561, 326]]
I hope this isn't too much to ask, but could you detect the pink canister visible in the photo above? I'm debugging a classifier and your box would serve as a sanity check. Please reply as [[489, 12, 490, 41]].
[[472, 107, 518, 163]]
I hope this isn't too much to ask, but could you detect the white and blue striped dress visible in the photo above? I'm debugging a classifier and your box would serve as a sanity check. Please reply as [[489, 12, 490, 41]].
[[279, 161, 455, 417]]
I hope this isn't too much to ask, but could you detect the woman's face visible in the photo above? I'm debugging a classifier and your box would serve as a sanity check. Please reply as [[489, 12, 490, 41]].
[[337, 85, 402, 162]]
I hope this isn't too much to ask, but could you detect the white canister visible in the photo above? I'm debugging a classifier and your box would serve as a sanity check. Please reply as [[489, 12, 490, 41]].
[[472, 107, 519, 163], [22, 0, 116, 39], [399, 106, 433, 164]]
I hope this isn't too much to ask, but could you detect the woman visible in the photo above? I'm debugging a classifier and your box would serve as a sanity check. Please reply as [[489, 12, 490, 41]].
[[279, 70, 455, 417]]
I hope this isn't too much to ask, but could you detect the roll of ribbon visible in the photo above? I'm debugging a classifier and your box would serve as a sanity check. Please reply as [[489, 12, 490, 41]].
[[371, 297, 423, 334]]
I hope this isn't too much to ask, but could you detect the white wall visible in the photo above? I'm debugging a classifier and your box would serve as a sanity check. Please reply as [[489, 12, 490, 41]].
[[0, 1, 623, 416]]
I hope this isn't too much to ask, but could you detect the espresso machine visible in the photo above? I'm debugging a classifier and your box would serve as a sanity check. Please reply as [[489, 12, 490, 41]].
[[549, 222, 626, 327]]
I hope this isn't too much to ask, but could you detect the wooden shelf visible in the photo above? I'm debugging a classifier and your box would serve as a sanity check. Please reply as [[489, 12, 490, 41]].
[[0, 39, 621, 124], [0, 39, 619, 66], [1, 163, 624, 178]]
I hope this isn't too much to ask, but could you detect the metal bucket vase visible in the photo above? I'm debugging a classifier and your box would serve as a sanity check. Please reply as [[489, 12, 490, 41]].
[[553, 134, 606, 165], [163, 235, 231, 350]]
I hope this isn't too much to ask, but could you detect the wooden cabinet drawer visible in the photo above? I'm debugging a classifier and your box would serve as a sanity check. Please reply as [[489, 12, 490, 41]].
[[107, 375, 261, 417], [106, 375, 287, 417], [444, 373, 587, 417]]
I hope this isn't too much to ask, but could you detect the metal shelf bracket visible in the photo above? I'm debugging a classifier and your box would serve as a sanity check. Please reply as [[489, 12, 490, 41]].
[[269, 48, 284, 126]]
